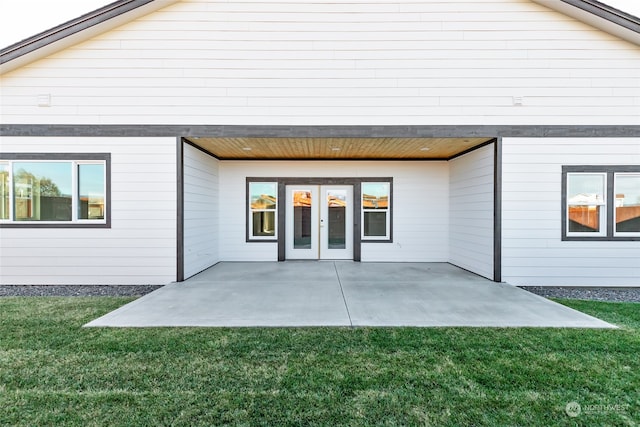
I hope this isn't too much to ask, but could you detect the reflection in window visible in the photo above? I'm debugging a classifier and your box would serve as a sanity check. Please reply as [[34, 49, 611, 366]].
[[566, 173, 605, 234], [78, 164, 105, 220], [249, 182, 277, 239], [362, 182, 390, 239], [615, 174, 640, 233], [327, 189, 346, 249], [293, 190, 312, 248], [0, 158, 108, 225], [14, 162, 72, 221], [562, 166, 640, 240], [0, 163, 8, 220]]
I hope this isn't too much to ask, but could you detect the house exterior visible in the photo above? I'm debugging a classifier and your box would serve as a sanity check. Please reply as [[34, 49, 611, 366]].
[[1, 0, 638, 286]]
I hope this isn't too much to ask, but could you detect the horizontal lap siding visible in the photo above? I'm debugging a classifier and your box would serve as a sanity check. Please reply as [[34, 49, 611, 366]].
[[449, 144, 494, 279], [218, 161, 448, 262], [1, 0, 639, 125], [501, 137, 640, 287], [0, 137, 177, 285], [183, 143, 219, 278], [363, 162, 449, 262]]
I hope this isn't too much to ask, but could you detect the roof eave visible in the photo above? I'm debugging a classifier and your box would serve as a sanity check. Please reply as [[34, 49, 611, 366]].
[[0, 0, 180, 75], [532, 0, 640, 45]]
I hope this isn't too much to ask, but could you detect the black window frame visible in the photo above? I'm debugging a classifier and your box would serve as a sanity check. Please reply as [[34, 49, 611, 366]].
[[0, 153, 111, 229], [562, 165, 640, 241]]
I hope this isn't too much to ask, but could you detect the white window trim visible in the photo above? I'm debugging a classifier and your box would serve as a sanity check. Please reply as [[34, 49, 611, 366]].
[[0, 154, 109, 228], [613, 172, 640, 238], [248, 181, 278, 241], [565, 172, 607, 238], [361, 181, 391, 241]]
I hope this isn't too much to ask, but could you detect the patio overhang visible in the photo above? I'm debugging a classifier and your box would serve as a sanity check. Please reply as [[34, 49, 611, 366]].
[[184, 137, 494, 160]]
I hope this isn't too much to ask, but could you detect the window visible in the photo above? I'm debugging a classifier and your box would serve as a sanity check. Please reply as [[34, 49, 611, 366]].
[[245, 178, 392, 248], [362, 182, 391, 240], [0, 154, 110, 228], [566, 173, 606, 236], [562, 166, 640, 240], [615, 173, 640, 235], [0, 163, 9, 220], [248, 181, 277, 240]]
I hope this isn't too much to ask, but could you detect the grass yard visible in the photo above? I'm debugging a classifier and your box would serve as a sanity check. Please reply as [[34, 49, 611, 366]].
[[0, 297, 638, 426]]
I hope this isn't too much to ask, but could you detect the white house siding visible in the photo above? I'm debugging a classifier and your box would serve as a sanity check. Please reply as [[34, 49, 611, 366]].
[[183, 143, 219, 278], [501, 137, 640, 287], [1, 0, 639, 126], [449, 144, 494, 280], [218, 161, 449, 262], [0, 136, 177, 285]]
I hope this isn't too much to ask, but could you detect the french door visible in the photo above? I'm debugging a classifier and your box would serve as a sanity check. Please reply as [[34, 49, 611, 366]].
[[285, 185, 353, 260]]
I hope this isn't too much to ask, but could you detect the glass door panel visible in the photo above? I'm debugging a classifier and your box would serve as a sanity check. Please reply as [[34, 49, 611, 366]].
[[286, 184, 353, 260], [326, 189, 346, 249], [293, 190, 313, 249], [320, 186, 353, 259], [285, 186, 319, 259]]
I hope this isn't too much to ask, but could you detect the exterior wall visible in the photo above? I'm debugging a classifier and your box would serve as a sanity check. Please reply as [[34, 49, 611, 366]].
[[219, 161, 449, 262], [183, 143, 219, 278], [449, 144, 494, 279], [501, 137, 640, 286], [362, 161, 450, 262], [1, 0, 639, 126], [0, 136, 177, 285]]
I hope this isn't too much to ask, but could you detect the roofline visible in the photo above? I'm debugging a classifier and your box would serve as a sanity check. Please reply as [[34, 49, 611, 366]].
[[532, 0, 640, 45], [0, 0, 180, 74], [0, 0, 638, 73], [563, 0, 640, 33], [0, 0, 155, 65]]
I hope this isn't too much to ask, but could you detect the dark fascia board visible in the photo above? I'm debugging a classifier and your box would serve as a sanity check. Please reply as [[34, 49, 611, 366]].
[[532, 0, 640, 45], [2, 124, 640, 138], [0, 0, 157, 66], [563, 0, 640, 33]]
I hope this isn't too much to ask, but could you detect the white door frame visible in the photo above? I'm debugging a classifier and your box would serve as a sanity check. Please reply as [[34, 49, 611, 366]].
[[285, 185, 319, 260], [285, 184, 353, 260], [319, 185, 353, 260]]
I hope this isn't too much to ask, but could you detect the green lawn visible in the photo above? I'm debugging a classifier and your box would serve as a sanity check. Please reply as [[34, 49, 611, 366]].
[[0, 298, 638, 426]]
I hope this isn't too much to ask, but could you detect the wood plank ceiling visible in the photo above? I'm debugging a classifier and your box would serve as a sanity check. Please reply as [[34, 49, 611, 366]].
[[185, 137, 493, 160]]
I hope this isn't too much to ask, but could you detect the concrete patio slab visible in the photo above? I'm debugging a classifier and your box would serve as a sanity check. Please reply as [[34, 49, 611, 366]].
[[86, 262, 615, 328]]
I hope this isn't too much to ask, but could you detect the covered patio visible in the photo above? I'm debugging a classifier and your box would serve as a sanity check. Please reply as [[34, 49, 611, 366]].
[[86, 262, 614, 328]]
